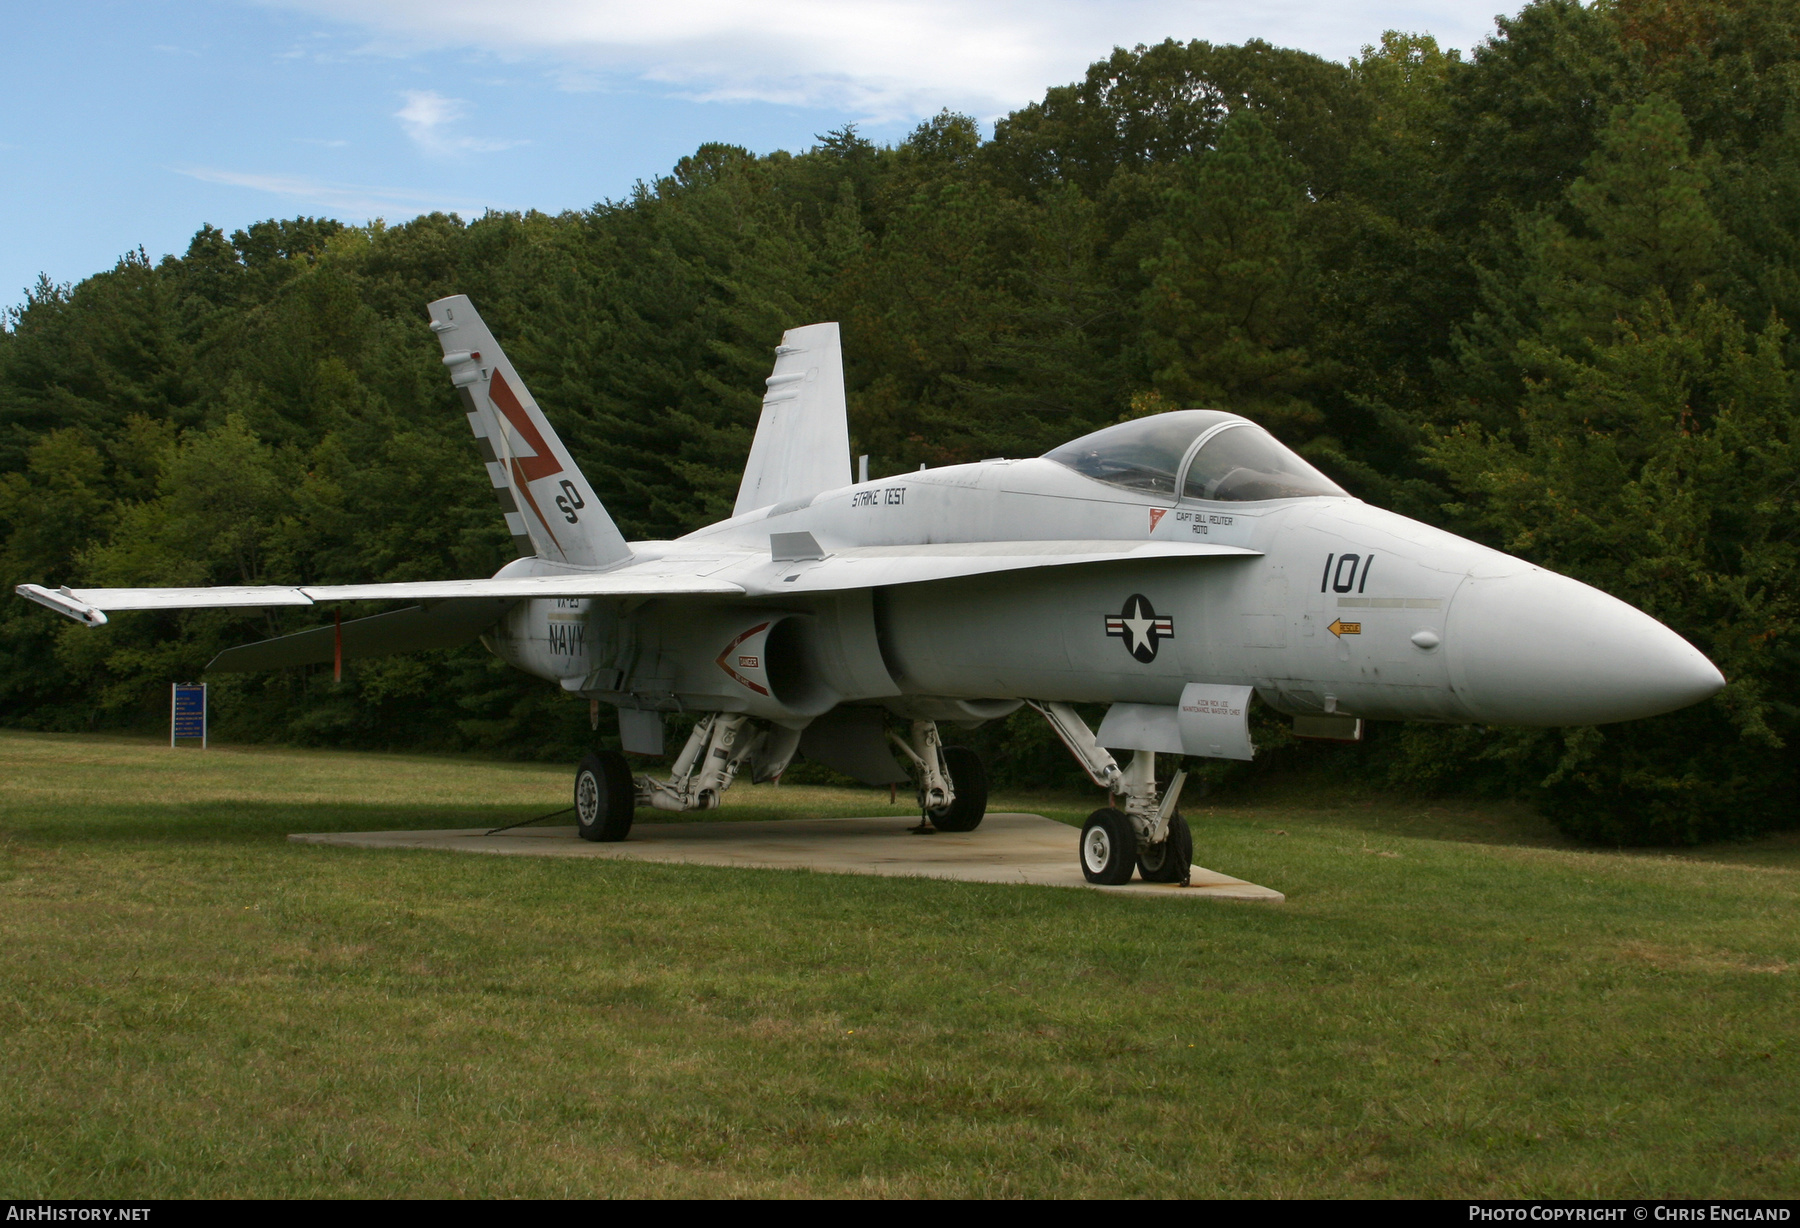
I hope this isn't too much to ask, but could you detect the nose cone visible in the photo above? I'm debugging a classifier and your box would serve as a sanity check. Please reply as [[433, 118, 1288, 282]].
[[1446, 568, 1725, 726]]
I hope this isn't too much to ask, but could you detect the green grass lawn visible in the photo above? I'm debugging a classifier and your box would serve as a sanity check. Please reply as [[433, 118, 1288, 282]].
[[1, 729, 1796, 1197]]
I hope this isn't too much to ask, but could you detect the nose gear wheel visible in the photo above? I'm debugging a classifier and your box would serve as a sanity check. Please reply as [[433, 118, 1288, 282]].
[[1079, 808, 1137, 884], [1137, 812, 1193, 883]]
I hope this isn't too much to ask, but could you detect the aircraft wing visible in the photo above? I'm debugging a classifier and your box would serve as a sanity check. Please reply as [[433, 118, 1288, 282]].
[[207, 598, 519, 673], [18, 540, 1253, 628], [16, 572, 748, 626], [735, 539, 1260, 595]]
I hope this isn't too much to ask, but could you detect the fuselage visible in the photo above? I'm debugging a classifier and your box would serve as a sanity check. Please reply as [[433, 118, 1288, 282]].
[[484, 454, 1724, 729]]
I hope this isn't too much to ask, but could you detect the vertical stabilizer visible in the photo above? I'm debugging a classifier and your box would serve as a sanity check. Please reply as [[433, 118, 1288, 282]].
[[428, 295, 632, 569], [734, 322, 853, 517]]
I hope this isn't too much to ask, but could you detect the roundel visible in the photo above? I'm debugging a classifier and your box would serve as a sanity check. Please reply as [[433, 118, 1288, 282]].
[[1105, 594, 1175, 664]]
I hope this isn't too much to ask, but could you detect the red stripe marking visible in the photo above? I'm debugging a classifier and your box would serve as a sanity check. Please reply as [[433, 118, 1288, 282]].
[[716, 623, 771, 696], [488, 369, 566, 553], [487, 370, 562, 483]]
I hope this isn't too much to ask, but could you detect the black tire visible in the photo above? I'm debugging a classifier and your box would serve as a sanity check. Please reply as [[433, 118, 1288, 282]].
[[1137, 812, 1193, 883], [1080, 808, 1138, 885], [575, 750, 635, 842], [928, 746, 988, 832]]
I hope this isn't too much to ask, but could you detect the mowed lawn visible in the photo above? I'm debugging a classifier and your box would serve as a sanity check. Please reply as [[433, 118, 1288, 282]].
[[1, 730, 1796, 1198]]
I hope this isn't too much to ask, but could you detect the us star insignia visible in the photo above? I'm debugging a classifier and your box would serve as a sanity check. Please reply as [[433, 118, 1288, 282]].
[[1106, 593, 1174, 663]]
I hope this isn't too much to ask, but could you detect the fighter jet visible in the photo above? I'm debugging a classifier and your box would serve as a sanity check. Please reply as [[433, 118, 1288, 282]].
[[18, 296, 1726, 886]]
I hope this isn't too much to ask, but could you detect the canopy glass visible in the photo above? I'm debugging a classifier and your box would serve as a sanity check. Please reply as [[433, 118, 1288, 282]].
[[1043, 410, 1346, 502]]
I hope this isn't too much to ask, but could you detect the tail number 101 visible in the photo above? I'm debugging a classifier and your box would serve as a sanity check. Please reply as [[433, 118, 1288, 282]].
[[1321, 553, 1373, 594]]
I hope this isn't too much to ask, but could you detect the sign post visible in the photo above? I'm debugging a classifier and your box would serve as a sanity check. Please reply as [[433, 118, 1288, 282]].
[[171, 682, 207, 748]]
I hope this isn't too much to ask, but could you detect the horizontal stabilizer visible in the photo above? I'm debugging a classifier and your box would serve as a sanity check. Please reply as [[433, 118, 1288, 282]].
[[798, 706, 910, 785], [207, 598, 514, 673]]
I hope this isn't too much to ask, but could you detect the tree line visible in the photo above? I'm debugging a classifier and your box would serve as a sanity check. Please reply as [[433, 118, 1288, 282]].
[[2, 0, 1795, 843]]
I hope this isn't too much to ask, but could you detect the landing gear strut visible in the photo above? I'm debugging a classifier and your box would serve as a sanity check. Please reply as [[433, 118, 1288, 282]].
[[573, 711, 803, 835], [633, 712, 802, 814], [1030, 701, 1192, 885], [888, 719, 989, 832]]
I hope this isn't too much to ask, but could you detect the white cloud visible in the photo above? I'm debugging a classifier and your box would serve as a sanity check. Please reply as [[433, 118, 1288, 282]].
[[256, 0, 1503, 123], [394, 89, 522, 154], [174, 165, 503, 218], [395, 89, 462, 148]]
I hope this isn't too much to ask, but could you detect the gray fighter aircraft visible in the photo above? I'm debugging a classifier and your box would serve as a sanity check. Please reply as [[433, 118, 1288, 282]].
[[18, 296, 1726, 885]]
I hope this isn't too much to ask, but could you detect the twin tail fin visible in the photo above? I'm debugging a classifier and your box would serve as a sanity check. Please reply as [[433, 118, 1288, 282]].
[[428, 295, 631, 569], [734, 321, 852, 517]]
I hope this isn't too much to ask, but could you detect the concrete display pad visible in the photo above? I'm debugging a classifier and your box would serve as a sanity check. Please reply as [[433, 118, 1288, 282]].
[[289, 812, 1284, 902]]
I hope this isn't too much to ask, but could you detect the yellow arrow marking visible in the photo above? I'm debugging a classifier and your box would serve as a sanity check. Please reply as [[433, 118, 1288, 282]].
[[1327, 619, 1362, 637]]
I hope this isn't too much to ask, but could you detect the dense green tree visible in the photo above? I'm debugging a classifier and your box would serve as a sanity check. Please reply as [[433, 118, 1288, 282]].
[[1427, 94, 1799, 841], [1138, 110, 1325, 437]]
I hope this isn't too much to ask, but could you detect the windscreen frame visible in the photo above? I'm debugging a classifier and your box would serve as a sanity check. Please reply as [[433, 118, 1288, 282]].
[[1174, 420, 1348, 504], [1040, 409, 1240, 497], [1173, 420, 1245, 498]]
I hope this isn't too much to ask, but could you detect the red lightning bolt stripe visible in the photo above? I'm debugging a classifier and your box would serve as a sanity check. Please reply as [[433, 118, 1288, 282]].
[[486, 369, 565, 554]]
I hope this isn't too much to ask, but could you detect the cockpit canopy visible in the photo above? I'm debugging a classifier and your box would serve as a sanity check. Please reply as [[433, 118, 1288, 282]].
[[1042, 410, 1347, 502]]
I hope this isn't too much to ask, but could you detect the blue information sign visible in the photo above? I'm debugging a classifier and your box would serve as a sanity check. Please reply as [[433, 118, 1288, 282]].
[[171, 682, 206, 747]]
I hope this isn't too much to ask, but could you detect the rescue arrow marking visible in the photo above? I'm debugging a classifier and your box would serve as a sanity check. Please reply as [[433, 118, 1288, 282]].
[[1328, 618, 1361, 637]]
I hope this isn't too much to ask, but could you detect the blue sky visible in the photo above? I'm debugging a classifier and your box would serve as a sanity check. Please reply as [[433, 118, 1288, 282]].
[[2, 1, 1504, 312]]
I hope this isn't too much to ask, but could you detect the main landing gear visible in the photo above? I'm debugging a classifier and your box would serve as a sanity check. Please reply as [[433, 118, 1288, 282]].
[[577, 702, 1180, 886], [575, 749, 635, 842], [1031, 701, 1193, 886], [887, 719, 989, 832], [576, 711, 801, 840], [574, 709, 990, 841]]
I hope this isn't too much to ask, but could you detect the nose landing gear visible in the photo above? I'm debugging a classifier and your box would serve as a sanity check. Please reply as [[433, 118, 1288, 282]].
[[1033, 700, 1194, 886], [1079, 808, 1137, 884], [1135, 812, 1193, 883], [1078, 808, 1192, 885]]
